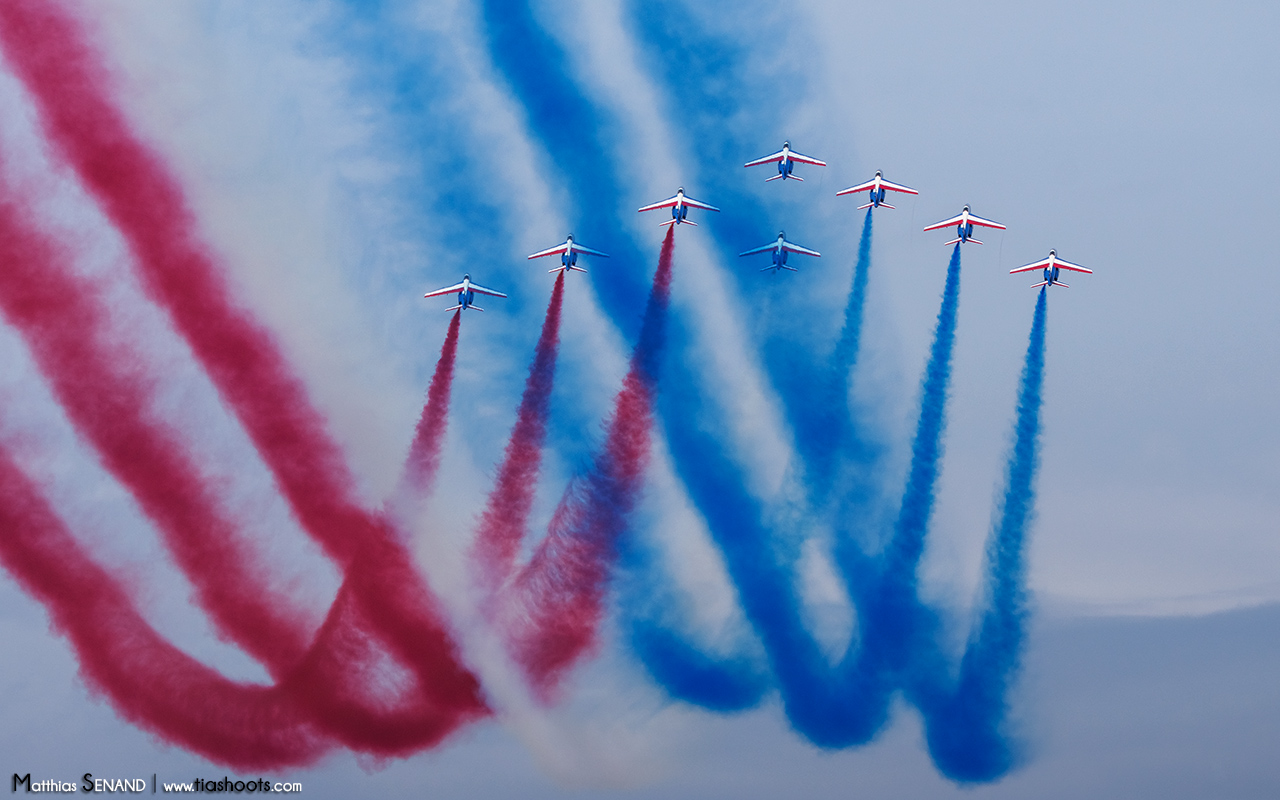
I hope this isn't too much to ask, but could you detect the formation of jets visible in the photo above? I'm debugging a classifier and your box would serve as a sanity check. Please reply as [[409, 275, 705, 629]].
[[422, 140, 1092, 313]]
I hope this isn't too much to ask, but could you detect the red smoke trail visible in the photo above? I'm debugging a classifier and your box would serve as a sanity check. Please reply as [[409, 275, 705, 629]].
[[0, 187, 314, 676], [472, 273, 565, 594], [0, 448, 328, 769], [0, 0, 485, 723], [400, 310, 463, 497], [506, 228, 674, 697], [0, 185, 471, 758]]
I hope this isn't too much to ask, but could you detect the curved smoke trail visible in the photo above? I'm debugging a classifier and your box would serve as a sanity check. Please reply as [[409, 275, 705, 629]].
[[916, 287, 1047, 782], [0, 182, 315, 677], [0, 450, 328, 769], [0, 0, 485, 753]]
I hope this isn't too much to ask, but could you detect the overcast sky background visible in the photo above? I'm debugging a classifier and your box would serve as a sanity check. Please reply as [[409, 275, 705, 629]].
[[1, 0, 1278, 796]]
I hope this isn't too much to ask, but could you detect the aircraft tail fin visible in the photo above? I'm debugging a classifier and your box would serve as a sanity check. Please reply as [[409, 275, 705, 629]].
[[765, 174, 785, 182], [789, 174, 805, 182], [1051, 280, 1070, 288], [445, 303, 463, 311], [660, 219, 696, 227], [1029, 280, 1050, 288], [569, 265, 588, 273], [879, 202, 895, 209], [944, 236, 982, 246], [858, 201, 874, 210]]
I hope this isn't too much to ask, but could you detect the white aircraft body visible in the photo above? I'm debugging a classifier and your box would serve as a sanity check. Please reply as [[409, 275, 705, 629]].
[[836, 170, 919, 209], [527, 234, 609, 273], [744, 141, 827, 182], [638, 188, 720, 226], [1009, 249, 1092, 288], [739, 231, 821, 272], [424, 273, 507, 311], [923, 205, 1006, 245]]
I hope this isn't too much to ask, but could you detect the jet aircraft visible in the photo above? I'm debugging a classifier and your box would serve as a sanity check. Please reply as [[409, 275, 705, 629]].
[[739, 231, 821, 272], [1009, 249, 1092, 288], [527, 234, 609, 273], [744, 141, 827, 182], [424, 273, 507, 311], [836, 170, 919, 209], [923, 205, 1006, 245], [638, 188, 720, 226]]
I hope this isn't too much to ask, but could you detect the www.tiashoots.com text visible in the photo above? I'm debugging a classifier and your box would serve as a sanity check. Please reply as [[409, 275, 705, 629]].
[[12, 774, 301, 793]]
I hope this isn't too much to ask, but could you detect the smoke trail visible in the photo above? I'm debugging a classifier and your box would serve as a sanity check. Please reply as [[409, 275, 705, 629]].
[[472, 273, 565, 594], [916, 288, 1047, 783], [399, 310, 463, 498], [0, 447, 327, 769], [625, 245, 965, 748], [794, 207, 876, 495], [0, 176, 478, 758], [796, 243, 965, 745], [504, 228, 674, 697], [0, 187, 313, 675], [0, 0, 485, 720]]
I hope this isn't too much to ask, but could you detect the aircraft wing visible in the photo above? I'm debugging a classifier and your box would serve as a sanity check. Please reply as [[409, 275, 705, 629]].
[[1009, 257, 1052, 274], [424, 281, 466, 298], [923, 213, 965, 232], [787, 151, 827, 167], [638, 195, 679, 212], [739, 242, 780, 257], [468, 282, 508, 298], [527, 242, 570, 259], [744, 149, 786, 167], [569, 242, 609, 258], [1054, 257, 1092, 274], [967, 213, 1006, 230], [836, 179, 878, 196], [879, 178, 918, 194], [682, 195, 720, 211], [782, 241, 821, 257]]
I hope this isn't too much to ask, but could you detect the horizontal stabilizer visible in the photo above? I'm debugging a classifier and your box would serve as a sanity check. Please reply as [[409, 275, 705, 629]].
[[1030, 280, 1049, 288], [944, 236, 982, 246], [765, 174, 785, 182], [857, 201, 874, 210], [880, 202, 895, 209], [660, 219, 696, 226], [445, 304, 462, 311], [1052, 280, 1070, 288]]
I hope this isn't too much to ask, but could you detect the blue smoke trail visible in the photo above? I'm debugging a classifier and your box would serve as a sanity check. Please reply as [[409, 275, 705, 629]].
[[914, 287, 1047, 783], [627, 244, 964, 750], [777, 243, 964, 747], [796, 207, 876, 495]]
